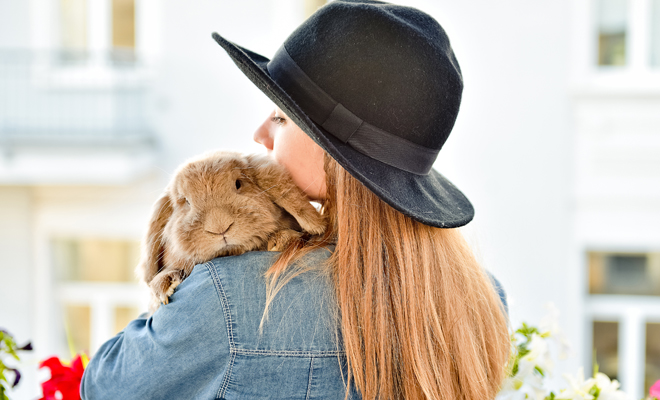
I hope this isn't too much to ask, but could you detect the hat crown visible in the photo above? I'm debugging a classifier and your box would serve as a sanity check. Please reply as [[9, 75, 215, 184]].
[[283, 0, 463, 150]]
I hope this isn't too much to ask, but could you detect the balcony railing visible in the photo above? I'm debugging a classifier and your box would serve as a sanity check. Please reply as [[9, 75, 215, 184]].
[[0, 49, 154, 147]]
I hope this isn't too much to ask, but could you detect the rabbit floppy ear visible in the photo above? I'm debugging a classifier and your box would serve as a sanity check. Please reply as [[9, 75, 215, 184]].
[[137, 193, 173, 284], [247, 154, 326, 235]]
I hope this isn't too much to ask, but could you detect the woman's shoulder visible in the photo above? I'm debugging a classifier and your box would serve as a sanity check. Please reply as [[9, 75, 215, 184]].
[[183, 247, 341, 355], [204, 246, 332, 270], [197, 247, 333, 293]]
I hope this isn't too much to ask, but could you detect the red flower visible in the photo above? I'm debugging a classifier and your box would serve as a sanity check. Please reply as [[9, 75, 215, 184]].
[[39, 354, 86, 400], [650, 379, 660, 400]]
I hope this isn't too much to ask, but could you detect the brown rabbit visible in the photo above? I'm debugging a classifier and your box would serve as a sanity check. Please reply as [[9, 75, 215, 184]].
[[137, 151, 326, 313]]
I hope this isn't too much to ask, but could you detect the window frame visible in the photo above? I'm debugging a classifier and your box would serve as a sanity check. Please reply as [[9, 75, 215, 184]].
[[571, 0, 660, 93]]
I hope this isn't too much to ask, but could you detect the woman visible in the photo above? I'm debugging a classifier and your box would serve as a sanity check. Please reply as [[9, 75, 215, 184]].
[[81, 1, 511, 399]]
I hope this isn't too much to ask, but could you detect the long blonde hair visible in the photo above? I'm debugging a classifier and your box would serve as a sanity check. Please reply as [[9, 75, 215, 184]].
[[265, 155, 511, 400]]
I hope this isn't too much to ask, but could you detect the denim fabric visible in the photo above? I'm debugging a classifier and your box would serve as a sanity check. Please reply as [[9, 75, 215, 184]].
[[81, 248, 507, 400]]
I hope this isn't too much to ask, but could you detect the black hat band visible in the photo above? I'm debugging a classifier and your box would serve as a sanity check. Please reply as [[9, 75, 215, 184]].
[[267, 46, 439, 175]]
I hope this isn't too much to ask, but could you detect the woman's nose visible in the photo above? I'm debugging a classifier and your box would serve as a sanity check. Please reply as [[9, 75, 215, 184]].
[[253, 115, 274, 150]]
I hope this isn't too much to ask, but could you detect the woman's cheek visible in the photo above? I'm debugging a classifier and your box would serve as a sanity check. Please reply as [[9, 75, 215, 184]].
[[272, 125, 326, 199]]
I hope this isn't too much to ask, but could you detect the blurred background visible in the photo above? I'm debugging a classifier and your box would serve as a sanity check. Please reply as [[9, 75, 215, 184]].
[[0, 0, 659, 398]]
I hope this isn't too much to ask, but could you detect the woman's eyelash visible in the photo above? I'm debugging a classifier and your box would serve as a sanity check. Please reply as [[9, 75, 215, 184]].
[[271, 116, 286, 125]]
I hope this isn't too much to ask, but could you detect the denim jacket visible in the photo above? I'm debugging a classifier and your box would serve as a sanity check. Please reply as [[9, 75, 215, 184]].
[[80, 248, 507, 400]]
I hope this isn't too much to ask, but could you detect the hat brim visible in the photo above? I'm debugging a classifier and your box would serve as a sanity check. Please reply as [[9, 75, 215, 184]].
[[212, 33, 474, 228]]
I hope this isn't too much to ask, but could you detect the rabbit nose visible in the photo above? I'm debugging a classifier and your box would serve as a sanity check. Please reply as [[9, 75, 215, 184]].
[[205, 222, 233, 236]]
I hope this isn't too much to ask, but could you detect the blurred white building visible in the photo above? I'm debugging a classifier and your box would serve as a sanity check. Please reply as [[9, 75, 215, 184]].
[[0, 0, 658, 399]]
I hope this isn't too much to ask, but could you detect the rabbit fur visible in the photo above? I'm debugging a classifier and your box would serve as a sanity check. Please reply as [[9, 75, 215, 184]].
[[137, 151, 326, 313]]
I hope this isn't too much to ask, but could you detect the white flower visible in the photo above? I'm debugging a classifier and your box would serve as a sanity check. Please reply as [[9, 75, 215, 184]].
[[496, 358, 547, 400], [522, 333, 554, 376], [538, 303, 561, 336], [496, 375, 546, 400], [495, 384, 528, 400], [496, 308, 636, 400], [539, 302, 572, 360], [592, 373, 630, 400], [555, 367, 597, 400], [553, 368, 631, 400]]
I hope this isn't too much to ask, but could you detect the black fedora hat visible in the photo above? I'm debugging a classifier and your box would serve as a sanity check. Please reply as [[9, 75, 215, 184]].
[[213, 0, 473, 228]]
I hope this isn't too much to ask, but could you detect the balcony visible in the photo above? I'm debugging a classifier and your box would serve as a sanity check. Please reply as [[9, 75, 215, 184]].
[[0, 50, 157, 185]]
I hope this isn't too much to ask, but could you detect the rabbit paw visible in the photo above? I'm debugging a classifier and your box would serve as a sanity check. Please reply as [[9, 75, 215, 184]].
[[268, 229, 303, 251], [150, 270, 183, 306], [298, 212, 326, 236], [161, 279, 181, 304]]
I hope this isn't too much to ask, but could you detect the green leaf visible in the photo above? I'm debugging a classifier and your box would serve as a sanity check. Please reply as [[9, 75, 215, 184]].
[[520, 347, 531, 355], [0, 361, 7, 383], [587, 383, 600, 398], [534, 365, 545, 377], [0, 333, 20, 362], [516, 322, 541, 338], [511, 359, 519, 377], [0, 329, 32, 399], [592, 350, 599, 376]]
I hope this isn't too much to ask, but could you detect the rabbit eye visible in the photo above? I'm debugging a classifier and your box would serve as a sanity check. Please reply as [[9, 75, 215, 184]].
[[235, 179, 242, 190]]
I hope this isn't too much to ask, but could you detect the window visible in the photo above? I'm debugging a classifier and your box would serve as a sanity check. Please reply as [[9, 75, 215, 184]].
[[59, 0, 88, 63], [589, 253, 660, 296], [652, 0, 660, 67], [587, 251, 660, 398], [60, 0, 87, 50], [111, 0, 136, 64], [596, 0, 627, 66], [52, 238, 144, 355], [593, 321, 619, 381], [56, 0, 137, 67], [585, 0, 660, 75], [646, 323, 660, 394], [594, 320, 660, 395]]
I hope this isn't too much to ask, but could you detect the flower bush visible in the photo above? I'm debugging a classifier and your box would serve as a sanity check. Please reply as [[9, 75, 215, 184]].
[[5, 304, 660, 400], [0, 329, 32, 400], [0, 327, 89, 400], [497, 304, 659, 400]]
